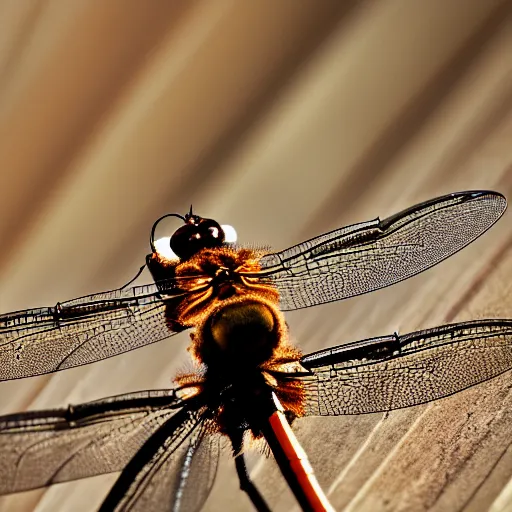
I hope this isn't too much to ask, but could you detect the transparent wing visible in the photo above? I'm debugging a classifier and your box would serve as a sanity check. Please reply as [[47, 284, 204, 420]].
[[99, 412, 220, 512], [257, 191, 506, 310], [0, 276, 208, 381], [300, 319, 512, 415], [0, 389, 185, 494], [172, 430, 221, 512]]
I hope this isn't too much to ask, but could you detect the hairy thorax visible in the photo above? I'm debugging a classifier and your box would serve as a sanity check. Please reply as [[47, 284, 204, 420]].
[[149, 246, 307, 432]]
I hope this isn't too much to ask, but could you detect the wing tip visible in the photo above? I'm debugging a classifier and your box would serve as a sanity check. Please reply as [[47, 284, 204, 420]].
[[457, 189, 507, 210]]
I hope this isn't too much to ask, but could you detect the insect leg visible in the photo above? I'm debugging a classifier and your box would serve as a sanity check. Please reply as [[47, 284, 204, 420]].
[[232, 434, 271, 512]]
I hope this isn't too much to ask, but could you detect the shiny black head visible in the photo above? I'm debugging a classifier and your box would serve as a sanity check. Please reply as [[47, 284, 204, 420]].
[[150, 206, 225, 260]]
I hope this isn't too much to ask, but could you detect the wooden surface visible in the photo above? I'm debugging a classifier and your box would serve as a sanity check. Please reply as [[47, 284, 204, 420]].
[[0, 1, 512, 511]]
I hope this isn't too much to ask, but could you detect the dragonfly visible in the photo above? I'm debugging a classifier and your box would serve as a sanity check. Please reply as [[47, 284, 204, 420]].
[[0, 190, 511, 512]]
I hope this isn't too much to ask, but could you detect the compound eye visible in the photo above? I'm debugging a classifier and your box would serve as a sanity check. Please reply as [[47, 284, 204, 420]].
[[169, 217, 226, 260], [207, 225, 220, 238], [199, 219, 224, 241], [150, 211, 234, 261]]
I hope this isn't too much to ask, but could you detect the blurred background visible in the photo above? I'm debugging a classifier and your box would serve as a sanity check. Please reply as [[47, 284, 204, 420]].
[[1, 1, 512, 511]]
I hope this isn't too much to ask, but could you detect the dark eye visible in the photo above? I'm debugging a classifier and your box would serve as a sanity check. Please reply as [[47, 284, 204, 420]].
[[169, 217, 226, 260]]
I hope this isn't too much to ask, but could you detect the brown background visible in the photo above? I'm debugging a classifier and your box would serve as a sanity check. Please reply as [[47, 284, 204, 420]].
[[1, 1, 512, 511]]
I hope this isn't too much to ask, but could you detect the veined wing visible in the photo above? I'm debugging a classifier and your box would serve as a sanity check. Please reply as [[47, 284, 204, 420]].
[[0, 276, 210, 381], [170, 428, 221, 512], [257, 191, 506, 310], [300, 319, 512, 415], [0, 389, 188, 494], [99, 411, 220, 512]]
